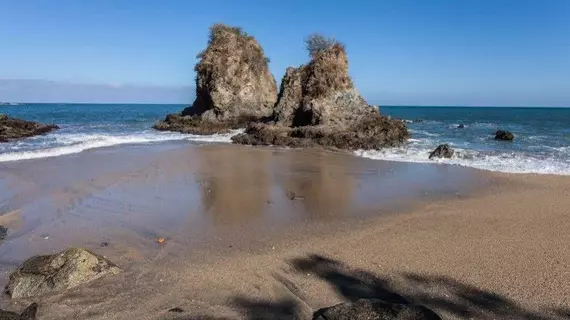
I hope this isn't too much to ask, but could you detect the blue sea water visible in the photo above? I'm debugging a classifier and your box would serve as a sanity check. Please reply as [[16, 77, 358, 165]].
[[1, 104, 569, 175]]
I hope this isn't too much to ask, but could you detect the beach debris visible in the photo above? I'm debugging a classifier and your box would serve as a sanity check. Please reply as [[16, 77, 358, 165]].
[[0, 302, 38, 320], [313, 299, 441, 320], [495, 130, 514, 141], [168, 307, 184, 313], [287, 191, 305, 201], [0, 115, 59, 143], [154, 24, 277, 135], [429, 144, 454, 160], [0, 225, 7, 241], [232, 34, 409, 150], [156, 237, 166, 244], [6, 248, 121, 299]]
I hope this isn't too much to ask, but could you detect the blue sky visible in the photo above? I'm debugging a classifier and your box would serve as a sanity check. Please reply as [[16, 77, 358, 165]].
[[0, 0, 569, 105]]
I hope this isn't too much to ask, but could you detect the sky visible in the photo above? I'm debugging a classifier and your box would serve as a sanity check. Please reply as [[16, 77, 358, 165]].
[[0, 0, 569, 105]]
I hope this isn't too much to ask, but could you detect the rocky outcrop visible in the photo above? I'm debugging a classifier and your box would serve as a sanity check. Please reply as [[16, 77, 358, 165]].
[[0, 114, 59, 142], [429, 144, 454, 159], [232, 40, 409, 150], [6, 248, 120, 299], [154, 24, 277, 135], [0, 303, 38, 320], [495, 130, 514, 141], [313, 299, 441, 320]]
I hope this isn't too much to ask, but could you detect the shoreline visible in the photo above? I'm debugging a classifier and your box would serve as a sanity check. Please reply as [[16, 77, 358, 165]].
[[0, 143, 569, 319]]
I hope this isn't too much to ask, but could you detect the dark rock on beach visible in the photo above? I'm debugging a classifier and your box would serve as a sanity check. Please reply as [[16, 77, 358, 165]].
[[232, 36, 409, 150], [6, 248, 121, 299], [313, 299, 441, 320], [429, 144, 454, 160], [0, 114, 59, 142], [0, 225, 7, 241], [154, 24, 277, 135], [495, 130, 514, 141], [0, 303, 38, 320]]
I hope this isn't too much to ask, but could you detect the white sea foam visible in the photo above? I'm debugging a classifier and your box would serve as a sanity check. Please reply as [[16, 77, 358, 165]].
[[355, 144, 570, 175], [0, 129, 242, 162]]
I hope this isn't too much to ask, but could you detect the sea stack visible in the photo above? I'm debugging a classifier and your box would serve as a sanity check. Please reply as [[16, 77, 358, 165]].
[[154, 24, 278, 135], [0, 114, 59, 142], [232, 34, 409, 150]]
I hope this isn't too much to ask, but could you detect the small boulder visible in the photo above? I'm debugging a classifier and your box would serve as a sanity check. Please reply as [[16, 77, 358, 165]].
[[313, 299, 441, 320], [6, 248, 120, 299], [429, 144, 454, 160], [0, 303, 38, 320], [0, 225, 7, 241], [457, 124, 465, 129], [495, 130, 514, 141]]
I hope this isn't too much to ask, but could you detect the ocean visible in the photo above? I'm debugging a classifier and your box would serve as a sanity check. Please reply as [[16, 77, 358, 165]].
[[1, 104, 569, 175]]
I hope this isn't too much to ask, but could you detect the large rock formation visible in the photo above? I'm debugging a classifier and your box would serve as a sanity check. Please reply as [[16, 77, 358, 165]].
[[6, 248, 120, 299], [154, 24, 277, 134], [0, 114, 59, 142], [232, 38, 409, 150]]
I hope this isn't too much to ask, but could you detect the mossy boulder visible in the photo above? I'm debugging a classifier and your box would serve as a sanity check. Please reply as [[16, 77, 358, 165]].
[[6, 248, 120, 299]]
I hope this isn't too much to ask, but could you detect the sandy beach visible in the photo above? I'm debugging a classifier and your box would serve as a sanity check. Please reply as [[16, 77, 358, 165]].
[[0, 143, 569, 319]]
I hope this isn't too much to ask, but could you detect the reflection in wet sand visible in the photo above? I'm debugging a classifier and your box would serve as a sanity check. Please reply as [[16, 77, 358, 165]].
[[197, 147, 271, 224], [280, 150, 355, 218]]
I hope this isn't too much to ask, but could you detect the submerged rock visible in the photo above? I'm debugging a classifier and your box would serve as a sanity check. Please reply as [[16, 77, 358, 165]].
[[233, 36, 409, 150], [0, 114, 58, 142], [495, 130, 514, 141], [0, 303, 38, 320], [154, 24, 277, 134], [429, 144, 454, 159], [6, 248, 120, 299], [313, 299, 441, 320]]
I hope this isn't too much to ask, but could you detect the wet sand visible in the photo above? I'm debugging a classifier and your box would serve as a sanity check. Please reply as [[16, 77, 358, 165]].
[[0, 143, 568, 319]]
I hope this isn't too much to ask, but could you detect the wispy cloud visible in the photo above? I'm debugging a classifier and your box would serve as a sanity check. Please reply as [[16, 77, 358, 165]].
[[0, 79, 195, 104]]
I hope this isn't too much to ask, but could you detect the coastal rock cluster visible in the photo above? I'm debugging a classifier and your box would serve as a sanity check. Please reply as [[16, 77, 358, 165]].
[[154, 24, 277, 134], [0, 114, 59, 142], [155, 25, 409, 150]]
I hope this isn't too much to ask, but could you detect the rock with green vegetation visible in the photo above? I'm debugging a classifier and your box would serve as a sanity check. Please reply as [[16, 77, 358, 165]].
[[0, 303, 38, 320], [6, 248, 120, 299], [0, 114, 59, 143], [313, 299, 441, 320], [232, 34, 409, 150], [154, 24, 277, 135]]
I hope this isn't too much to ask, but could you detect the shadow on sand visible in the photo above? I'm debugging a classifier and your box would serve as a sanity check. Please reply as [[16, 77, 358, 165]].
[[180, 254, 570, 320]]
